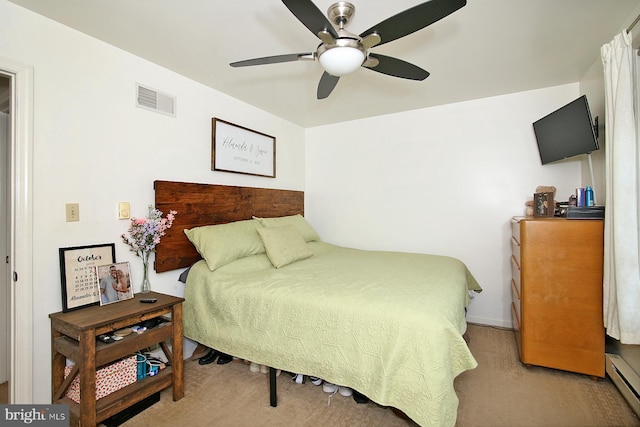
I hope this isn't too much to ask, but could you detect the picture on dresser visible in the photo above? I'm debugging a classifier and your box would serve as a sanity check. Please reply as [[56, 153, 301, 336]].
[[533, 191, 554, 217], [96, 261, 134, 305], [59, 243, 116, 312]]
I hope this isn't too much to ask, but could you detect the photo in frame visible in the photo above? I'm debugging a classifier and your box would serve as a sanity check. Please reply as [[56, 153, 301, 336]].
[[211, 118, 276, 177], [533, 191, 555, 217], [59, 243, 115, 312], [96, 261, 134, 305]]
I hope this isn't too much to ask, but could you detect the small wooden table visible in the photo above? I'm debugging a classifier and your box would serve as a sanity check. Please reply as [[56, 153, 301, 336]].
[[50, 292, 184, 426]]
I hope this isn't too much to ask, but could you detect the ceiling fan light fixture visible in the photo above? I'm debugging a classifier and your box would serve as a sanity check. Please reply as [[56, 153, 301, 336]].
[[231, 0, 466, 98], [318, 43, 365, 76]]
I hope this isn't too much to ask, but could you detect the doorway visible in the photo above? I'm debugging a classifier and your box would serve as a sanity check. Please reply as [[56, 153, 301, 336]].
[[0, 57, 34, 404], [0, 73, 8, 403]]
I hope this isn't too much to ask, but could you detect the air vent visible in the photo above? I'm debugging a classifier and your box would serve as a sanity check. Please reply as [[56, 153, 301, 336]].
[[136, 84, 176, 117]]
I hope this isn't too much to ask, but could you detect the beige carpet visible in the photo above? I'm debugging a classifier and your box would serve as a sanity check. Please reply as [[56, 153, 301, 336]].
[[120, 324, 639, 427]]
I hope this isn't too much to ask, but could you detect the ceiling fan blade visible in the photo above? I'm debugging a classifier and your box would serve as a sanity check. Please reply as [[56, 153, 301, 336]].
[[364, 54, 430, 80], [230, 53, 314, 67], [282, 0, 339, 40], [359, 0, 466, 47], [317, 72, 340, 99]]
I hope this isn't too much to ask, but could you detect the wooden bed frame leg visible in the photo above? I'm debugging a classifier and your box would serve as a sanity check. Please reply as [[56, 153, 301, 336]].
[[269, 367, 277, 407]]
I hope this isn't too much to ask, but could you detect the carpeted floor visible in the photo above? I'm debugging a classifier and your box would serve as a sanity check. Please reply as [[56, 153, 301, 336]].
[[455, 324, 638, 427], [118, 324, 638, 427]]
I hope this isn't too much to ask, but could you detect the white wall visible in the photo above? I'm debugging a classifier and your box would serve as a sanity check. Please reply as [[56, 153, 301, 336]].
[[0, 0, 305, 403], [305, 85, 585, 327]]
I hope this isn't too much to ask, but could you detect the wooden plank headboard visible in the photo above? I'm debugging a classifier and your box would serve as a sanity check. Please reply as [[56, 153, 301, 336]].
[[153, 180, 304, 272]]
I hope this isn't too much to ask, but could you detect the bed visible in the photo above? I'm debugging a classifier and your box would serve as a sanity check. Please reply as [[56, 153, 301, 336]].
[[154, 180, 481, 427]]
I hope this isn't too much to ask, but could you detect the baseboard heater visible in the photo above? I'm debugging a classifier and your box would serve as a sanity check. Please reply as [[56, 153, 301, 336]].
[[605, 353, 640, 417]]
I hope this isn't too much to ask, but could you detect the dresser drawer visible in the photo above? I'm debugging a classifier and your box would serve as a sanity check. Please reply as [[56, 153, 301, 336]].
[[511, 279, 521, 321], [510, 236, 521, 267], [511, 301, 521, 331], [511, 218, 521, 243], [510, 255, 521, 293], [512, 301, 522, 359]]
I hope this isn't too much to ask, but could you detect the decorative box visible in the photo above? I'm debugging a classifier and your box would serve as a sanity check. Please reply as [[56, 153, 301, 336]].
[[64, 355, 137, 403]]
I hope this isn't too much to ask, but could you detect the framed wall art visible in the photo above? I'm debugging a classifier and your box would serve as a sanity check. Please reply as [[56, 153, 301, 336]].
[[59, 243, 115, 312], [96, 261, 134, 305], [211, 118, 276, 178]]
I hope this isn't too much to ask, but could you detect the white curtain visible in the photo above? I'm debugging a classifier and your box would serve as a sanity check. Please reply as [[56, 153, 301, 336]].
[[601, 31, 640, 344]]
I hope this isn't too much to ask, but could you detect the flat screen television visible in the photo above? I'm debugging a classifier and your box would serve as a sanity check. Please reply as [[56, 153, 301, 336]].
[[532, 95, 599, 165]]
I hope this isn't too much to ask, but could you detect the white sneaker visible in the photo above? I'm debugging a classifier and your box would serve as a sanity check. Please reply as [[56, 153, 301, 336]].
[[322, 382, 338, 393], [338, 386, 352, 397], [249, 362, 260, 373], [309, 376, 323, 386]]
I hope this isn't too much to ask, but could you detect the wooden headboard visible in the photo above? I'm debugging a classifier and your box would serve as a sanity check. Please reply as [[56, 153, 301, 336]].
[[153, 180, 304, 272]]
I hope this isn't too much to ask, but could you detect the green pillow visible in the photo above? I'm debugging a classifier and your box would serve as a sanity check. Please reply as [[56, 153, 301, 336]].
[[184, 219, 265, 271], [256, 225, 313, 268], [253, 214, 320, 242]]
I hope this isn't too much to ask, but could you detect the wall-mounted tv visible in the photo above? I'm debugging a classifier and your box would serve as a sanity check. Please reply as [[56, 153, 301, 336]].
[[532, 95, 599, 165]]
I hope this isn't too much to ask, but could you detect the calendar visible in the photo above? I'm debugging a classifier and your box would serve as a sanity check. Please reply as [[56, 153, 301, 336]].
[[59, 243, 115, 312]]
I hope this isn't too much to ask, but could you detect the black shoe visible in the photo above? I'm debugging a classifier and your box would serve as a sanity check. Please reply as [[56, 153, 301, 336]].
[[198, 349, 219, 365], [216, 352, 233, 365], [353, 390, 369, 404]]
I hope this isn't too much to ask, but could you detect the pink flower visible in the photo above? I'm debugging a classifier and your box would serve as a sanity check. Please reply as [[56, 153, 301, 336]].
[[121, 206, 176, 259]]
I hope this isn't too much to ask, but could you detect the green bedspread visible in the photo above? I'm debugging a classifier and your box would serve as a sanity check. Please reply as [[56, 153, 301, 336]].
[[184, 242, 481, 426]]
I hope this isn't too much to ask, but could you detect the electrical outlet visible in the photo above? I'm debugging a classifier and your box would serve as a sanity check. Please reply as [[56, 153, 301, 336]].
[[118, 202, 130, 220], [65, 203, 79, 222]]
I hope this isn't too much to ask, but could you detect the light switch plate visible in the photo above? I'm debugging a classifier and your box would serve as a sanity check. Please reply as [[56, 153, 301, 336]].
[[118, 202, 130, 220], [65, 203, 79, 222]]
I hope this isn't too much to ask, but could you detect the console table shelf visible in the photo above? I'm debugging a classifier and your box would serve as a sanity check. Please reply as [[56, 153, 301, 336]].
[[50, 292, 184, 426]]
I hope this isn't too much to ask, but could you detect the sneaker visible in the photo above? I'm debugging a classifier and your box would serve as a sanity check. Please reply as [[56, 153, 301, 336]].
[[322, 382, 338, 393], [309, 376, 323, 386], [338, 386, 352, 397], [324, 382, 340, 406], [249, 362, 260, 373], [352, 390, 369, 404]]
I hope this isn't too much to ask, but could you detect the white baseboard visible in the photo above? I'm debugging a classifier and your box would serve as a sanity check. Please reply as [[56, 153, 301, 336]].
[[465, 315, 513, 329]]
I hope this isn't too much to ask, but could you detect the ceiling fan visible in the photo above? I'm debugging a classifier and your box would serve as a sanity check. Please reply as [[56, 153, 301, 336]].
[[230, 0, 466, 99]]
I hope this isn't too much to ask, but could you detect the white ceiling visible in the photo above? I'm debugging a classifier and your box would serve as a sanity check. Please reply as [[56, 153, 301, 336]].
[[8, 0, 640, 127]]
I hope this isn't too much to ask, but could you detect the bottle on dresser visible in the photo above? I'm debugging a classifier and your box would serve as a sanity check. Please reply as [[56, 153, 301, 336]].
[[585, 185, 594, 206]]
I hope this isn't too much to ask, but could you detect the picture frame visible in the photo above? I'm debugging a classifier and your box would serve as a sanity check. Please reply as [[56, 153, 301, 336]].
[[96, 261, 134, 305], [59, 243, 116, 312], [211, 118, 276, 178], [533, 191, 555, 217]]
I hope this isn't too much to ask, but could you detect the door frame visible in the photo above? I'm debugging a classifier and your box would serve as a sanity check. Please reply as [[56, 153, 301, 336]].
[[1, 56, 34, 404]]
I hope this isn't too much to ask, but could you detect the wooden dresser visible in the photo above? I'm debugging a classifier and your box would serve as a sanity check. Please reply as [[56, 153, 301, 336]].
[[510, 217, 605, 377]]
